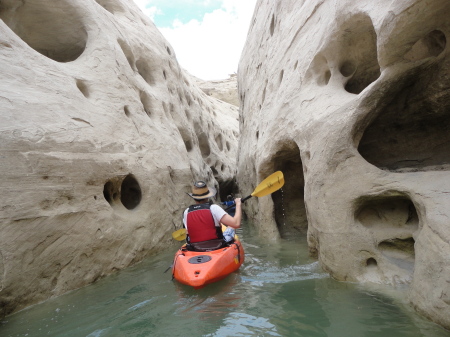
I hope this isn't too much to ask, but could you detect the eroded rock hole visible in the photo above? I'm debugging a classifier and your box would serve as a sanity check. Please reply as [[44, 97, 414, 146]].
[[269, 141, 306, 239], [76, 79, 89, 98], [339, 61, 356, 77], [121, 174, 142, 210], [378, 237, 415, 283], [405, 30, 447, 62], [103, 181, 114, 205], [117, 39, 136, 71], [323, 70, 331, 85], [178, 127, 193, 152], [357, 65, 450, 171], [210, 166, 218, 176], [262, 81, 267, 103], [380, 238, 416, 253], [366, 257, 377, 267], [378, 238, 415, 272], [140, 91, 153, 117], [356, 195, 418, 278], [356, 196, 418, 230], [124, 106, 131, 117], [95, 0, 125, 14], [269, 14, 275, 36], [0, 0, 87, 62], [306, 54, 331, 86], [198, 132, 211, 158], [215, 133, 224, 151], [136, 59, 155, 85], [334, 14, 380, 94]]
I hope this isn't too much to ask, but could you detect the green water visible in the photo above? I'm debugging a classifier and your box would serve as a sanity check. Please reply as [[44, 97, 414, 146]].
[[1, 225, 448, 337]]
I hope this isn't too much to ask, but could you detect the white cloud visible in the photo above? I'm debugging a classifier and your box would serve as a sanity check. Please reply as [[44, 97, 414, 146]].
[[134, 0, 257, 80], [133, 0, 161, 20]]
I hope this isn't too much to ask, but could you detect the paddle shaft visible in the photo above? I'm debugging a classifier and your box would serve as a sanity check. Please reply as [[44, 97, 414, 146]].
[[224, 195, 251, 211]]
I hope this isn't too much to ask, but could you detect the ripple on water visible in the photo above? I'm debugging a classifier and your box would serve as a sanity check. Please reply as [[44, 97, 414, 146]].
[[206, 312, 281, 337], [242, 261, 329, 286]]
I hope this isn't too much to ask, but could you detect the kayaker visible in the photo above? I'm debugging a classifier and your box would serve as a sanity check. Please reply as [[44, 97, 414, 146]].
[[184, 181, 242, 251]]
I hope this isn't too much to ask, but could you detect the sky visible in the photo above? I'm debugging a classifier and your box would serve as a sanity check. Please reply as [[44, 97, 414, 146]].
[[133, 0, 257, 80]]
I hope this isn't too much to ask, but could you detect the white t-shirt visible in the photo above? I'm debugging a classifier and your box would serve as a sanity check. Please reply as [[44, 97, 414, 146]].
[[183, 204, 227, 230]]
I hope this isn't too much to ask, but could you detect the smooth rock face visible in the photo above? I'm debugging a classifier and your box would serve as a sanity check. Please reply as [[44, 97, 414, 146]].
[[0, 0, 238, 315], [238, 0, 449, 329]]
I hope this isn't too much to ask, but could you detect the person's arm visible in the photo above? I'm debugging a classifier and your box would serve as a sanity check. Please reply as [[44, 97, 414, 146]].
[[220, 198, 242, 229], [182, 209, 188, 232]]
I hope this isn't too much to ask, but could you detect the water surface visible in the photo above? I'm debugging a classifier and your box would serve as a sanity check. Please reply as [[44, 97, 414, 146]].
[[1, 224, 448, 336]]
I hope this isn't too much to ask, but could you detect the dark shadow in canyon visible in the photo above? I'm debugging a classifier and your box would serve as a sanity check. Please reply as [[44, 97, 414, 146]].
[[261, 140, 307, 239]]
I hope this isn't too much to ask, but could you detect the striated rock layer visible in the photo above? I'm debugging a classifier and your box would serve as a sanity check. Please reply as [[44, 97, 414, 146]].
[[238, 0, 449, 329], [0, 0, 238, 315]]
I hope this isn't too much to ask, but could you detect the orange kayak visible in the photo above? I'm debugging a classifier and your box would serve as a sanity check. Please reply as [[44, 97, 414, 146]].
[[172, 240, 245, 289]]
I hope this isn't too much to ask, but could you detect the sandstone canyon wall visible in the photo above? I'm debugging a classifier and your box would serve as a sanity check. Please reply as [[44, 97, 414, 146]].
[[238, 0, 449, 329], [0, 0, 238, 315]]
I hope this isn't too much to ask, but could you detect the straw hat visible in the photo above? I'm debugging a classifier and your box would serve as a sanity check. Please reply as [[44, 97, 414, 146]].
[[188, 181, 217, 200]]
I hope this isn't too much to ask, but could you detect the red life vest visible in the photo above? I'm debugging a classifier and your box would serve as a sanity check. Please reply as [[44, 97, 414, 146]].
[[186, 203, 223, 243]]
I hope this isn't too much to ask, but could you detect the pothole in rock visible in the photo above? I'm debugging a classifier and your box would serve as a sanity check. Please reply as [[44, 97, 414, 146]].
[[355, 196, 418, 230], [136, 58, 156, 86], [404, 30, 447, 62], [338, 13, 380, 94], [378, 237, 415, 272], [76, 79, 90, 98], [103, 174, 142, 210], [178, 126, 193, 152], [306, 13, 380, 94], [0, 0, 88, 62], [94, 0, 125, 14], [355, 195, 418, 282]]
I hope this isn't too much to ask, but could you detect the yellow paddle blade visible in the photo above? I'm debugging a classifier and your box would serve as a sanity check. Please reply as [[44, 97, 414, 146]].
[[172, 228, 187, 241], [251, 171, 284, 197]]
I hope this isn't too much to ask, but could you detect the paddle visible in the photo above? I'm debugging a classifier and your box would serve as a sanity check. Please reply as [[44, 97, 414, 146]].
[[226, 170, 285, 210], [171, 171, 285, 241], [172, 228, 187, 241]]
